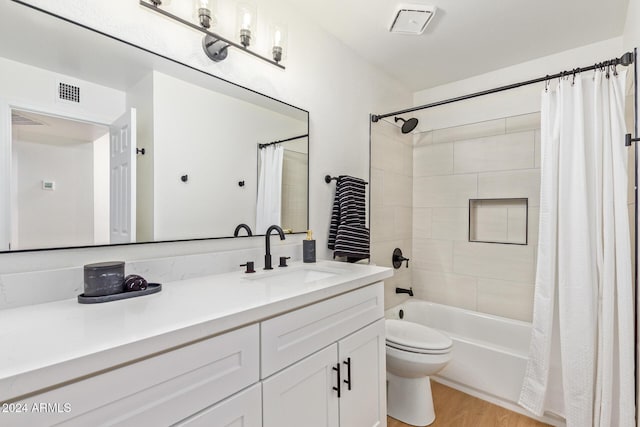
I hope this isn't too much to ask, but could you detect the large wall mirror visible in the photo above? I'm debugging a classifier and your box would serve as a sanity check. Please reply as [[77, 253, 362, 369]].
[[0, 1, 309, 252]]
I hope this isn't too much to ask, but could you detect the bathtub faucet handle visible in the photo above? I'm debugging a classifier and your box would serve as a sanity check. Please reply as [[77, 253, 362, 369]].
[[392, 248, 410, 269]]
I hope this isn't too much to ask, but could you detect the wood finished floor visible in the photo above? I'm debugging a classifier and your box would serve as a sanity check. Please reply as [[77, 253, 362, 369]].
[[387, 382, 551, 427]]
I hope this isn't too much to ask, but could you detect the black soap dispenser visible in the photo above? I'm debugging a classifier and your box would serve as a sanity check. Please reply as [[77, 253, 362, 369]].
[[303, 230, 316, 263]]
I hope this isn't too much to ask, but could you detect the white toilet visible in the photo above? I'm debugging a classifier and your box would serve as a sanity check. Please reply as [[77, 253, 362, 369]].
[[385, 318, 453, 426]]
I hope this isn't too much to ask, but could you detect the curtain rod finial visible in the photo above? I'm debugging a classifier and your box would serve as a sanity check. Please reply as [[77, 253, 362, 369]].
[[620, 52, 634, 67]]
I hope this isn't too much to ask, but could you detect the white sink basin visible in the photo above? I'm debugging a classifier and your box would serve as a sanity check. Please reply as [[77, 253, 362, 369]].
[[243, 266, 346, 286]]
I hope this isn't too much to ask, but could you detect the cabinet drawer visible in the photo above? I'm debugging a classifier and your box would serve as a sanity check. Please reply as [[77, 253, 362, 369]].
[[261, 282, 383, 378], [174, 383, 262, 427], [7, 324, 259, 427]]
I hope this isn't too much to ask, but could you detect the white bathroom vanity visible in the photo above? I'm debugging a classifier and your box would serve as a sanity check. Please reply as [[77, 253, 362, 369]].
[[0, 261, 391, 427]]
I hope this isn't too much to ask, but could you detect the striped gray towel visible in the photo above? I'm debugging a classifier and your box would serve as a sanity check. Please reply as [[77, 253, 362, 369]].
[[328, 175, 369, 261]]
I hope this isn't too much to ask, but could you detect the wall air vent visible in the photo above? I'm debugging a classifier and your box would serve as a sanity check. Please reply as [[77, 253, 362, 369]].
[[58, 82, 80, 103], [389, 4, 437, 35], [11, 111, 45, 126]]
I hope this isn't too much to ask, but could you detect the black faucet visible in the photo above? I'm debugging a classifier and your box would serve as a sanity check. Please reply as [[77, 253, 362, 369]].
[[396, 287, 414, 297], [234, 223, 253, 237], [264, 225, 286, 270]]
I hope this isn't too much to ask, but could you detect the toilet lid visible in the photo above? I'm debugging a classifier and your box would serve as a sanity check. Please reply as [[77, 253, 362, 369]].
[[385, 319, 452, 351]]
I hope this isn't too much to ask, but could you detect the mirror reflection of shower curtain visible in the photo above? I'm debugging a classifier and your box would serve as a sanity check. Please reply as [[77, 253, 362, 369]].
[[518, 68, 634, 427], [256, 145, 284, 234]]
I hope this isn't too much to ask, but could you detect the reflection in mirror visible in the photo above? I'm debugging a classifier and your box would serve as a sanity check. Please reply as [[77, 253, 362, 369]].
[[256, 135, 308, 235], [0, 1, 309, 252]]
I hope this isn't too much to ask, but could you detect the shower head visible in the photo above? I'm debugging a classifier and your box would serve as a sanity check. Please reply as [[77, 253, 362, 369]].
[[394, 117, 419, 134]]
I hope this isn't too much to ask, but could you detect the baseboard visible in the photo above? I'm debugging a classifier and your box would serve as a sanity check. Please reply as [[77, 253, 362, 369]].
[[431, 376, 566, 427]]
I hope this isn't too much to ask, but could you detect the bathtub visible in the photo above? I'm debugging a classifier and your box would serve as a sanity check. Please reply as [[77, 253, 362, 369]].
[[386, 299, 564, 426]]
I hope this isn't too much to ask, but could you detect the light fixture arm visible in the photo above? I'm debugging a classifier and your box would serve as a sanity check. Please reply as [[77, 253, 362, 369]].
[[139, 0, 285, 69]]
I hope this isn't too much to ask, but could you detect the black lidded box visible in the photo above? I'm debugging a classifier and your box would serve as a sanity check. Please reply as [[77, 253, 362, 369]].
[[84, 261, 125, 297]]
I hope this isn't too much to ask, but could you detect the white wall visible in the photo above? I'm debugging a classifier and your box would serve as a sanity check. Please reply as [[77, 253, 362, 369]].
[[623, 0, 640, 53], [0, 0, 409, 273], [13, 138, 95, 250], [152, 71, 306, 240], [0, 57, 126, 125], [126, 73, 155, 243], [411, 37, 624, 132]]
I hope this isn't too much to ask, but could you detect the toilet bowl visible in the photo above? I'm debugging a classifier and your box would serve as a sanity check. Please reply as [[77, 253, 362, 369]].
[[386, 319, 452, 426]]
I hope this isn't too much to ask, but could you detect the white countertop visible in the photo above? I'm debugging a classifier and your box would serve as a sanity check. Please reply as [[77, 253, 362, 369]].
[[0, 260, 391, 402]]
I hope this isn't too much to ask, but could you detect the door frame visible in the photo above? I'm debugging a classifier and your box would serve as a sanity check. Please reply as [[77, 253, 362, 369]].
[[0, 98, 112, 251]]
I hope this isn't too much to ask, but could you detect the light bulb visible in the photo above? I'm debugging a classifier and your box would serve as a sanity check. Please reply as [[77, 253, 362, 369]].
[[270, 23, 287, 63], [274, 29, 282, 47], [242, 12, 252, 30], [195, 0, 214, 29], [237, 3, 257, 48]]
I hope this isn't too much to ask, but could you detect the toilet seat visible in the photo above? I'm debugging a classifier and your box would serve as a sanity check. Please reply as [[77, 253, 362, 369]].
[[385, 319, 452, 354], [386, 341, 451, 354]]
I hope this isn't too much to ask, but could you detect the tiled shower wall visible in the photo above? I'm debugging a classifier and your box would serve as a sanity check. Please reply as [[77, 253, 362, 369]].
[[372, 102, 635, 321], [281, 150, 308, 232], [412, 113, 541, 321], [370, 120, 413, 309]]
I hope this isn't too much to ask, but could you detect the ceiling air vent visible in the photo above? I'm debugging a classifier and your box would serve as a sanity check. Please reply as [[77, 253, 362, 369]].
[[58, 82, 80, 103], [389, 4, 437, 35]]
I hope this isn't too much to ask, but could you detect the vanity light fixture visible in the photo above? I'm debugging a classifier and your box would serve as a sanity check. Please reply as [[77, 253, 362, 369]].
[[194, 0, 214, 29], [237, 2, 257, 47], [271, 23, 287, 64], [139, 0, 285, 69]]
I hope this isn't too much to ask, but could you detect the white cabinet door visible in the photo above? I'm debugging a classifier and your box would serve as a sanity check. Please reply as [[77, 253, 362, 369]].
[[174, 383, 262, 427], [338, 319, 387, 427], [262, 344, 339, 427]]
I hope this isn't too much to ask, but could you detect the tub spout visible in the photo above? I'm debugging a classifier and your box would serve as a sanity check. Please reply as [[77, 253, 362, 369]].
[[396, 287, 413, 297]]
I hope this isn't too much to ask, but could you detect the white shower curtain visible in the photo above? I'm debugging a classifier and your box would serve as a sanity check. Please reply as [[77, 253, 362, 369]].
[[519, 68, 634, 427], [256, 145, 284, 234]]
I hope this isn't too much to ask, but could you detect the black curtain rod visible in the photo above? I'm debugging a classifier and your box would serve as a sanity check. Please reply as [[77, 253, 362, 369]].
[[258, 133, 309, 149], [371, 51, 635, 122]]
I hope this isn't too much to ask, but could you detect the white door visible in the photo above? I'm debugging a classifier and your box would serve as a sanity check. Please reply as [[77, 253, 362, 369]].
[[338, 319, 387, 427], [109, 108, 136, 244], [262, 344, 340, 427]]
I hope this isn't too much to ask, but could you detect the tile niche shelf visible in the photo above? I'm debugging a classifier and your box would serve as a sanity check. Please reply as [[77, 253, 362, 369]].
[[468, 198, 528, 245]]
